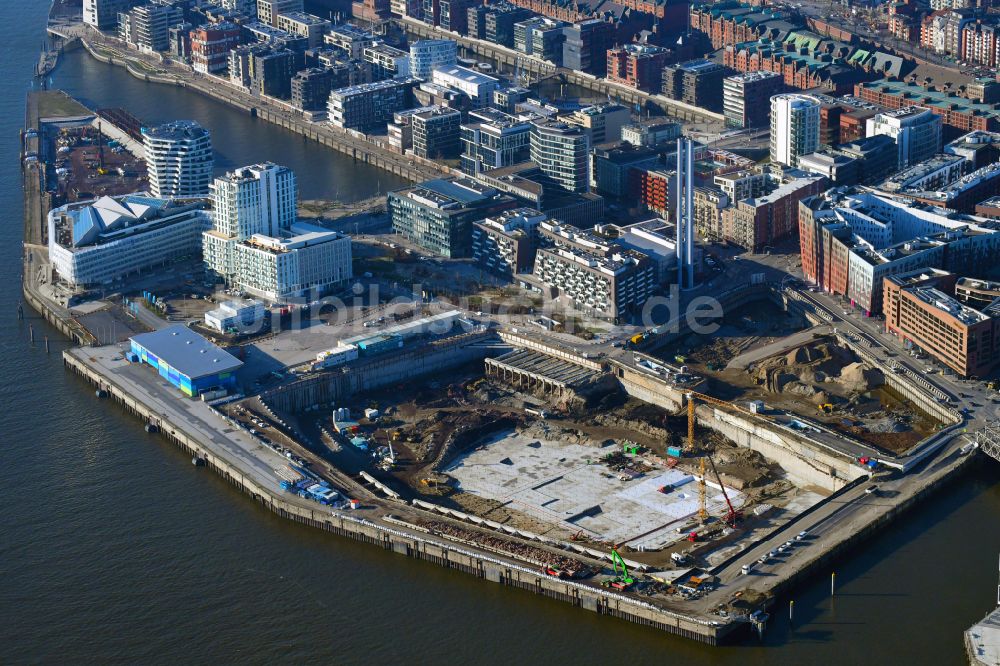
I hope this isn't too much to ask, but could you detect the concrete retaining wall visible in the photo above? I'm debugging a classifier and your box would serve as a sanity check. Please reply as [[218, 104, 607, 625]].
[[264, 332, 501, 412], [709, 409, 863, 491]]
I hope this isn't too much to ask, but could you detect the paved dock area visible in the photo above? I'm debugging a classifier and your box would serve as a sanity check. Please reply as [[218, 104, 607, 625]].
[[967, 606, 1000, 666], [67, 343, 319, 511]]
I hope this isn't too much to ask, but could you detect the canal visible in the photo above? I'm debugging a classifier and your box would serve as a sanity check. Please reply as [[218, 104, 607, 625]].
[[1, 3, 999, 663], [51, 47, 409, 201]]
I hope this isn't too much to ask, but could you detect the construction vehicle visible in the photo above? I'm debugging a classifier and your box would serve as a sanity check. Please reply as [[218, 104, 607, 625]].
[[706, 454, 743, 527], [818, 403, 833, 414], [601, 548, 635, 590], [629, 332, 645, 345], [543, 566, 567, 579]]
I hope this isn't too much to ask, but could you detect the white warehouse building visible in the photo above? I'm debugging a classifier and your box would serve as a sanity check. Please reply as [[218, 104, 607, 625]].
[[204, 299, 267, 333]]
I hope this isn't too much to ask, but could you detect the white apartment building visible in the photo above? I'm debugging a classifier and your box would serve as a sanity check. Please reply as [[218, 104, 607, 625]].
[[204, 164, 351, 301], [529, 119, 590, 193], [431, 65, 499, 108], [204, 163, 297, 280], [232, 223, 352, 302], [211, 163, 296, 241], [220, 0, 258, 16], [142, 120, 214, 198], [84, 0, 135, 29], [275, 11, 330, 47], [409, 40, 457, 80], [770, 94, 821, 167], [866, 106, 943, 168], [48, 194, 209, 287], [118, 2, 183, 53]]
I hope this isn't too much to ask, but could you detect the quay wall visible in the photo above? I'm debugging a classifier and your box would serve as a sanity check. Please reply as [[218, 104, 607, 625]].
[[21, 283, 95, 346], [763, 449, 979, 602]]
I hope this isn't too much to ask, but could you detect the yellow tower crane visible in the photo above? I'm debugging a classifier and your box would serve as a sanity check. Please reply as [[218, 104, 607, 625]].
[[687, 393, 708, 522]]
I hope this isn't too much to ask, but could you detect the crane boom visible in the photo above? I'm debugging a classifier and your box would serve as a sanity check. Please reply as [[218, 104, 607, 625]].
[[610, 549, 634, 584], [698, 457, 708, 522], [706, 454, 741, 526]]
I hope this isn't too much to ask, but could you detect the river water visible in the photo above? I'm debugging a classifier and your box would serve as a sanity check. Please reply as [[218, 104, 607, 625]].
[[2, 3, 1000, 663]]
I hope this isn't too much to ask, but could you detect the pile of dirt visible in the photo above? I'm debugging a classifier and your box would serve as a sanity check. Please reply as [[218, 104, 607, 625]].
[[750, 339, 884, 401]]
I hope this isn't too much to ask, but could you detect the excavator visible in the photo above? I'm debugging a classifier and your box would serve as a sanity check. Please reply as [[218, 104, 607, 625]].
[[601, 548, 635, 591]]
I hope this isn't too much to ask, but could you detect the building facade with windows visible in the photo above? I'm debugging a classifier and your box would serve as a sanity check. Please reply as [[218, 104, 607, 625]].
[[770, 94, 821, 167], [49, 195, 210, 287], [190, 22, 242, 73], [143, 120, 214, 198], [409, 39, 457, 79], [327, 78, 415, 131], [532, 221, 654, 322], [530, 120, 590, 193], [460, 108, 534, 176], [866, 106, 943, 168], [257, 0, 302, 27], [471, 208, 546, 277], [388, 177, 517, 257]]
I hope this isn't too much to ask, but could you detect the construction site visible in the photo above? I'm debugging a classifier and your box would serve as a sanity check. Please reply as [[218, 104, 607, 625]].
[[269, 342, 826, 576], [652, 300, 945, 455]]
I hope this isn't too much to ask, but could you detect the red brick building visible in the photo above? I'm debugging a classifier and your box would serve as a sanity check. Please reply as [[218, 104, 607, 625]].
[[607, 43, 670, 92], [689, 3, 787, 50], [191, 23, 241, 74], [854, 81, 1000, 133], [721, 174, 826, 251], [724, 42, 867, 95], [510, 0, 686, 22], [884, 272, 997, 378]]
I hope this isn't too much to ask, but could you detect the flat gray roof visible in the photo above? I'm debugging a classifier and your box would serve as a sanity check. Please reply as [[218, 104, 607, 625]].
[[131, 324, 243, 380]]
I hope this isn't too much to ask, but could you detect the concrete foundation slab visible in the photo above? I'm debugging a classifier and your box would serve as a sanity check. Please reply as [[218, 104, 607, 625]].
[[444, 429, 745, 550]]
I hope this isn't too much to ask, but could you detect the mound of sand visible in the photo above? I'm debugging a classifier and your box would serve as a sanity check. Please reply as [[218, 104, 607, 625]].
[[751, 339, 884, 398]]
